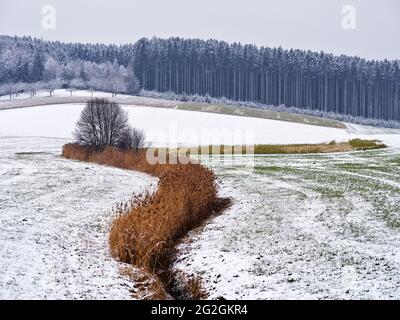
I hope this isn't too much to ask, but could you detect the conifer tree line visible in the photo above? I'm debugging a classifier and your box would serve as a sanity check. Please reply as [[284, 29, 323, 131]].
[[133, 38, 400, 121], [1, 35, 399, 121]]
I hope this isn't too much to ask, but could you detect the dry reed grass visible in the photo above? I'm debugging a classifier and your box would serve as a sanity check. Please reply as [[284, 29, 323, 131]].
[[169, 271, 209, 300], [62, 143, 230, 299]]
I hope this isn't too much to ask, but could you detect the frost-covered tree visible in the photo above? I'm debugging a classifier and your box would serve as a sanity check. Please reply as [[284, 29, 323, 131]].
[[0, 35, 141, 98], [43, 57, 59, 81], [110, 78, 128, 97], [69, 78, 85, 96], [44, 79, 63, 96], [126, 65, 140, 94], [0, 83, 15, 99]]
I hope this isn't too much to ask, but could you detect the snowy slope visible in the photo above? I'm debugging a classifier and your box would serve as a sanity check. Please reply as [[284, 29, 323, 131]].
[[1, 102, 399, 300], [0, 137, 157, 299], [0, 103, 399, 147], [173, 151, 400, 300]]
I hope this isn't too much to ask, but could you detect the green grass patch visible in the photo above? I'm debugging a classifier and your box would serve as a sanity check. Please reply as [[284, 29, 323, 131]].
[[348, 139, 387, 150], [312, 186, 345, 198], [389, 158, 400, 165], [336, 162, 395, 174], [148, 140, 387, 156], [254, 165, 295, 173], [335, 162, 370, 171]]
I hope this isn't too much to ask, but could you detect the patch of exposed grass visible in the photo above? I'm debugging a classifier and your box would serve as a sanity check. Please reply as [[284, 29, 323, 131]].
[[366, 193, 400, 230], [380, 208, 400, 230], [178, 103, 346, 129], [335, 162, 370, 171], [254, 165, 297, 174], [152, 140, 387, 156], [388, 219, 400, 229], [390, 158, 400, 165], [312, 186, 345, 198], [294, 166, 400, 229], [336, 162, 394, 174], [348, 139, 386, 150], [15, 152, 52, 156]]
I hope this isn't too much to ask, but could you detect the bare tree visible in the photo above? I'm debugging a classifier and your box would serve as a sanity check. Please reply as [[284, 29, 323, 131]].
[[45, 79, 62, 96], [110, 77, 128, 97], [69, 78, 85, 96], [117, 127, 145, 152], [74, 98, 129, 150], [0, 83, 15, 99], [26, 83, 36, 98]]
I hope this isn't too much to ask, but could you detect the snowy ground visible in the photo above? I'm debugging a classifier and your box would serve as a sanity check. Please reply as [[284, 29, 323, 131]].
[[1, 102, 400, 300], [0, 89, 179, 110], [0, 89, 115, 101], [173, 150, 400, 299], [0, 137, 157, 299], [0, 103, 400, 147]]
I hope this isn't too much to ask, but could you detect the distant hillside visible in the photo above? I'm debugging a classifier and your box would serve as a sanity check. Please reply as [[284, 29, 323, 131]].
[[1, 35, 399, 123]]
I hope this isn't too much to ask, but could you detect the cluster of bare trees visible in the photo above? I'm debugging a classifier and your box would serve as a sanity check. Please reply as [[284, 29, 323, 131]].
[[74, 98, 145, 151], [0, 36, 140, 99], [0, 80, 63, 99]]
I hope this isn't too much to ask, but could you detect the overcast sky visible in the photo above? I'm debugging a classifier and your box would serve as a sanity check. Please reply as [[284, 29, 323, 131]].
[[0, 0, 399, 60]]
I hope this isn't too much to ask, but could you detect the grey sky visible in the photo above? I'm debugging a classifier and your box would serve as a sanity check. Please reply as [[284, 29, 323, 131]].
[[0, 0, 399, 61]]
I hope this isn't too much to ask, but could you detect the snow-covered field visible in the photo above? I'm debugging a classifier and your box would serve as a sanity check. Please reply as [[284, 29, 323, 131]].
[[1, 100, 399, 300], [0, 102, 400, 147], [0, 89, 179, 110], [0, 89, 128, 101], [0, 137, 157, 299], [174, 150, 400, 299]]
